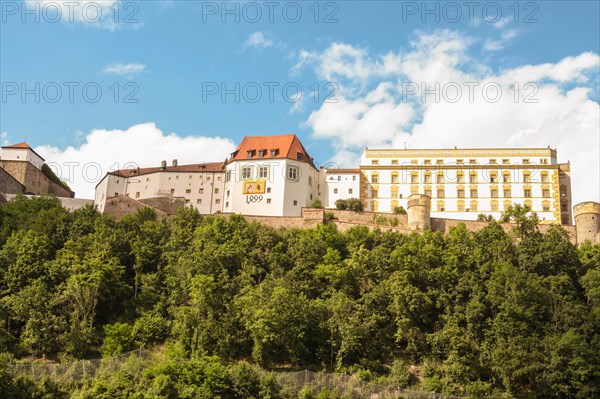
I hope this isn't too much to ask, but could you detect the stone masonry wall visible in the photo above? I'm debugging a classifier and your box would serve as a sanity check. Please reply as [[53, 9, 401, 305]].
[[0, 167, 25, 194], [0, 161, 73, 198]]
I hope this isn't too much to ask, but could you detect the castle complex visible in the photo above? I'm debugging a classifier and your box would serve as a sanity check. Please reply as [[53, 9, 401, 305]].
[[91, 133, 599, 244], [1, 135, 597, 244]]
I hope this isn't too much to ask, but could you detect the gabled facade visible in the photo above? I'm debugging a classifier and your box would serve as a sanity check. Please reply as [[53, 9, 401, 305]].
[[222, 134, 319, 217], [0, 142, 45, 170], [320, 168, 361, 209]]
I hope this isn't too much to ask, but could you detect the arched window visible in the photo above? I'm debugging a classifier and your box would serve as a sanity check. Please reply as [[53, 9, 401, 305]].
[[470, 200, 478, 212], [437, 200, 445, 212]]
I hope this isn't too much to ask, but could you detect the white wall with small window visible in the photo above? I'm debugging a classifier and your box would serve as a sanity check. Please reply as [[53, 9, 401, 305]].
[[320, 170, 361, 209]]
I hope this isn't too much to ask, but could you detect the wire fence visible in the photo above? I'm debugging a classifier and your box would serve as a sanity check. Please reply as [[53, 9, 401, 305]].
[[9, 349, 464, 399]]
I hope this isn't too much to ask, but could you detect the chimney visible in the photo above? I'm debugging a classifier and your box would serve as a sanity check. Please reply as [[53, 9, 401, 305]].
[[172, 159, 178, 167], [161, 160, 167, 169]]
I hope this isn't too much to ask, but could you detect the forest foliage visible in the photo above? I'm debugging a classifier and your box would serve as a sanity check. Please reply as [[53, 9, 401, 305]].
[[0, 195, 599, 398]]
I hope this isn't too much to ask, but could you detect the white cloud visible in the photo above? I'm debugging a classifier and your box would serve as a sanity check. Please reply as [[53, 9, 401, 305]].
[[298, 30, 600, 205], [244, 32, 274, 49], [288, 92, 305, 114], [103, 63, 146, 76], [35, 123, 236, 199]]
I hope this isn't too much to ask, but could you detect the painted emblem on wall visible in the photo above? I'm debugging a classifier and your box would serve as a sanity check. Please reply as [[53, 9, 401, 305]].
[[243, 180, 266, 194]]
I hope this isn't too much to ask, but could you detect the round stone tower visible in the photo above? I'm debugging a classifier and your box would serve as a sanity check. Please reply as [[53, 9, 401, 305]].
[[407, 194, 431, 231], [573, 201, 600, 245]]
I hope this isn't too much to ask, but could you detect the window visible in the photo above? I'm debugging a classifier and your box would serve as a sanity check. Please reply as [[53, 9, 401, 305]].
[[185, 199, 190, 204], [267, 187, 271, 193], [561, 203, 567, 212], [437, 201, 445, 212], [523, 173, 531, 183], [457, 189, 465, 198], [352, 176, 357, 181], [489, 159, 497, 164], [469, 159, 477, 165], [504, 189, 511, 198], [225, 171, 231, 182], [293, 200, 298, 206], [491, 201, 499, 211], [437, 189, 445, 198], [424, 160, 432, 165], [491, 189, 498, 198], [217, 175, 221, 181], [199, 188, 204, 194], [226, 190, 230, 197], [215, 199, 220, 204], [436, 174, 444, 184], [371, 160, 379, 165], [470, 201, 478, 212], [197, 199, 202, 204], [349, 188, 353, 194], [170, 189, 175, 194], [411, 174, 418, 183], [259, 166, 269, 179], [469, 173, 477, 183], [502, 173, 511, 183], [246, 150, 255, 159], [490, 172, 497, 183], [523, 159, 530, 164], [258, 149, 266, 158], [470, 189, 478, 198], [457, 173, 464, 183], [371, 173, 379, 183], [425, 189, 432, 197], [186, 189, 191, 194], [334, 188, 338, 194], [502, 159, 510, 165], [206, 176, 211, 181], [270, 149, 279, 157], [542, 202, 550, 212], [287, 166, 299, 181], [524, 189, 532, 198], [267, 198, 271, 204], [391, 173, 399, 184], [457, 159, 464, 164], [372, 189, 378, 197], [504, 201, 512, 210], [541, 158, 548, 164], [391, 186, 399, 198], [297, 152, 304, 161], [411, 159, 418, 165], [225, 201, 229, 207], [541, 173, 549, 183], [338, 176, 341, 181], [458, 201, 465, 212], [242, 166, 252, 180], [391, 160, 399, 165], [135, 192, 140, 199], [436, 159, 444, 165], [424, 174, 432, 183], [214, 188, 219, 194], [543, 189, 550, 198]]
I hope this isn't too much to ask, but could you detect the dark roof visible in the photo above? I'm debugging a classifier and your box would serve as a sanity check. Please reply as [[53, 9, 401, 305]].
[[1, 142, 46, 161], [228, 134, 316, 168], [108, 162, 224, 178]]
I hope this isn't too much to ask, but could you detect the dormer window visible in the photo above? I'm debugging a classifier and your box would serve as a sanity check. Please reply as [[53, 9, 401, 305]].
[[258, 149, 266, 158], [297, 152, 303, 161], [247, 150, 256, 159], [270, 149, 279, 158]]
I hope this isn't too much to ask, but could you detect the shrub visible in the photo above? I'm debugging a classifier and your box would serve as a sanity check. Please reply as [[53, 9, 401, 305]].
[[309, 199, 323, 209], [102, 322, 133, 357], [393, 206, 407, 215]]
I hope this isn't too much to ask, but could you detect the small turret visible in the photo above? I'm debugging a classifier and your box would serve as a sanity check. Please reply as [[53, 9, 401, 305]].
[[573, 201, 600, 244]]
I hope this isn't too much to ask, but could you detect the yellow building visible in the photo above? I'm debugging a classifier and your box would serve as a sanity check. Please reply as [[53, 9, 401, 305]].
[[360, 147, 572, 224]]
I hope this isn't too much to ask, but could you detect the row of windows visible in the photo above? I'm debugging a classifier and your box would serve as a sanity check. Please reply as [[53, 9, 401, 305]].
[[333, 188, 353, 195], [371, 200, 552, 213], [371, 172, 550, 184], [370, 188, 552, 199], [370, 158, 550, 166], [233, 165, 302, 182]]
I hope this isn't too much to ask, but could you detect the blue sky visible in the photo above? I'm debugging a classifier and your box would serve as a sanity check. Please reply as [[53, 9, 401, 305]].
[[1, 1, 599, 200]]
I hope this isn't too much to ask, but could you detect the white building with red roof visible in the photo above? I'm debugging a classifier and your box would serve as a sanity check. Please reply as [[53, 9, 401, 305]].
[[222, 134, 320, 217], [0, 141, 45, 170]]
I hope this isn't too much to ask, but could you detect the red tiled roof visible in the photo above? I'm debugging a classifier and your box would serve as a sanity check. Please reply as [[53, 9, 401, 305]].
[[229, 134, 316, 168], [1, 141, 45, 161], [108, 161, 224, 178]]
